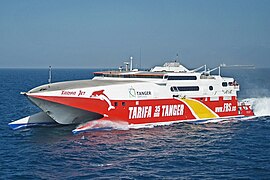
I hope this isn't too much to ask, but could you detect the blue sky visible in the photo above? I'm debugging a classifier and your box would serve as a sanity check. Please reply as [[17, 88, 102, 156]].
[[0, 0, 270, 68]]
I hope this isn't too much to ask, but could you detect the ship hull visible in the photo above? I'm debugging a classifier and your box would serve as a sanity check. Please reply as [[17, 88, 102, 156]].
[[28, 96, 104, 124], [24, 94, 253, 125]]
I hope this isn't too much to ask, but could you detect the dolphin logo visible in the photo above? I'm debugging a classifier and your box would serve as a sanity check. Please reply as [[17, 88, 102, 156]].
[[90, 90, 115, 111]]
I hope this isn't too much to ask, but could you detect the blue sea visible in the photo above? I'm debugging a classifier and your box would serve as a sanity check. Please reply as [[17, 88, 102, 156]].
[[1, 68, 270, 179]]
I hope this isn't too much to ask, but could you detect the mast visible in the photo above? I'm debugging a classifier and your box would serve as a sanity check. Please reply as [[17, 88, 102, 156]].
[[130, 56, 133, 71], [48, 66, 52, 84]]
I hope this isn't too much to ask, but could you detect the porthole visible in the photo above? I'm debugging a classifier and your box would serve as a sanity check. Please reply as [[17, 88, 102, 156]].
[[209, 86, 213, 91], [222, 82, 228, 87], [170, 86, 178, 92]]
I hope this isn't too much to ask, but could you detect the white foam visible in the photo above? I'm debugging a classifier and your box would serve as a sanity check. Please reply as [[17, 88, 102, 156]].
[[74, 120, 129, 133], [242, 97, 270, 116]]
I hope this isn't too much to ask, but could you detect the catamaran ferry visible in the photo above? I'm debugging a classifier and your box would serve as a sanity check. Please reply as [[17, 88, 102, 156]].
[[9, 58, 254, 133]]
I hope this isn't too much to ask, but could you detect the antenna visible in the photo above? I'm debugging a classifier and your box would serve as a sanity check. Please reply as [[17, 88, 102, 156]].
[[130, 56, 133, 71], [48, 66, 52, 84]]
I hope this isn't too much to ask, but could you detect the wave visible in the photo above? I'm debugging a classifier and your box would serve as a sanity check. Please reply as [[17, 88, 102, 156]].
[[242, 97, 270, 116], [72, 120, 129, 134]]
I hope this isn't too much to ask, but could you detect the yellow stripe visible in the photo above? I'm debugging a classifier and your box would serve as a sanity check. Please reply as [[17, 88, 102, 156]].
[[181, 99, 218, 119]]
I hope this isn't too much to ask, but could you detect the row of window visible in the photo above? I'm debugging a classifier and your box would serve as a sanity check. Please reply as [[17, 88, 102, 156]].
[[222, 81, 239, 87], [114, 102, 126, 106], [171, 86, 215, 92], [95, 74, 164, 79], [167, 76, 197, 80], [95, 73, 237, 88], [170, 86, 200, 92], [95, 73, 198, 80]]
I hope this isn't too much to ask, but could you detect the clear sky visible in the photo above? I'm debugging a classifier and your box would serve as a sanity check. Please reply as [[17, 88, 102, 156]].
[[0, 0, 270, 68]]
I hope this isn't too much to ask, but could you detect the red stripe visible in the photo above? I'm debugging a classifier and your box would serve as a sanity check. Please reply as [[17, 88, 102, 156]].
[[29, 95, 251, 124]]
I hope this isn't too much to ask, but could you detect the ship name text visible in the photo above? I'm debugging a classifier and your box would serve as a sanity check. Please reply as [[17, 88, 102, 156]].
[[128, 104, 185, 119], [136, 91, 151, 96], [61, 90, 86, 96]]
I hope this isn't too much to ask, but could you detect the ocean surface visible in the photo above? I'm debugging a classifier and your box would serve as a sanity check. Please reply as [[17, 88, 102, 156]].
[[1, 67, 270, 179]]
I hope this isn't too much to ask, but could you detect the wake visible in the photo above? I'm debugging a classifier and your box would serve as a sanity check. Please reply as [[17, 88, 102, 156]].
[[242, 97, 270, 117], [72, 120, 129, 134], [198, 97, 270, 124]]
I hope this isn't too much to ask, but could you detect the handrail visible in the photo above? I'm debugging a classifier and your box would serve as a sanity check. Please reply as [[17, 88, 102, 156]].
[[190, 64, 206, 72], [206, 66, 221, 76]]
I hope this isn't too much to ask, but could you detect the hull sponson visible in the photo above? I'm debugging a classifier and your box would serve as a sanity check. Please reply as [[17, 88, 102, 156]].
[[28, 96, 103, 124], [8, 112, 57, 130]]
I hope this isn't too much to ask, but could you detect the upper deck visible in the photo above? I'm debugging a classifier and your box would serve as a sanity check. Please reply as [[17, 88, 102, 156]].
[[26, 60, 240, 99], [93, 61, 197, 79], [92, 60, 240, 98], [94, 71, 166, 79]]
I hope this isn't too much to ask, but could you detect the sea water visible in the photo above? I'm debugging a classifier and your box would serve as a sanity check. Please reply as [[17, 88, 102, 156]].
[[0, 68, 270, 179]]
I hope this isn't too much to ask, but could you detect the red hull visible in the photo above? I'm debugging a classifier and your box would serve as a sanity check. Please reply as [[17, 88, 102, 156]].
[[29, 95, 254, 125]]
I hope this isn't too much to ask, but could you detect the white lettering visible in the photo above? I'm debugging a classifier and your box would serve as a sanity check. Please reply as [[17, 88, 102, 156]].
[[154, 106, 160, 117], [137, 106, 142, 118], [132, 106, 137, 119], [128, 104, 184, 119], [215, 103, 236, 113], [179, 104, 184, 115], [147, 106, 152, 118], [129, 107, 133, 119], [161, 104, 184, 117], [128, 106, 152, 119], [161, 105, 166, 117]]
